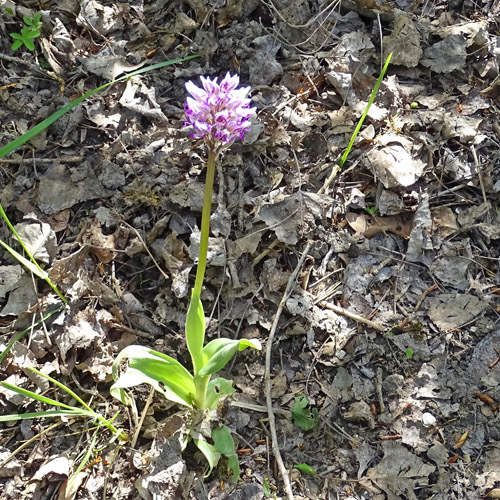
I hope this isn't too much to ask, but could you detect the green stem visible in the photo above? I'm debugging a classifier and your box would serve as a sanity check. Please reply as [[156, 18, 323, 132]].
[[193, 148, 217, 297], [96, 415, 129, 441], [194, 374, 210, 410]]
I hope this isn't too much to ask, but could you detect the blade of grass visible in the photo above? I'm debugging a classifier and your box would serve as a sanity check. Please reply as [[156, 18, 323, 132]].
[[0, 55, 198, 160], [28, 367, 92, 412], [1, 381, 81, 411], [0, 409, 95, 422], [339, 52, 392, 168], [0, 238, 48, 279], [0, 306, 63, 364]]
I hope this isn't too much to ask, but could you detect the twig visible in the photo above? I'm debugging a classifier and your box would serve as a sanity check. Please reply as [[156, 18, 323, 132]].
[[0, 422, 63, 469], [111, 213, 169, 281], [471, 145, 488, 205], [318, 299, 385, 331], [265, 240, 313, 500], [0, 53, 55, 78], [131, 386, 155, 448], [0, 156, 84, 164]]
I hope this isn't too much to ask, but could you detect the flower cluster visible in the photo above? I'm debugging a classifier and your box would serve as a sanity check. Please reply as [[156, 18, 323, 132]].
[[184, 72, 256, 147]]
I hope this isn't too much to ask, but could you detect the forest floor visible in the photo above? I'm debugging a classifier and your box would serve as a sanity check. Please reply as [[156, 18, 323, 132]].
[[1, 0, 500, 499]]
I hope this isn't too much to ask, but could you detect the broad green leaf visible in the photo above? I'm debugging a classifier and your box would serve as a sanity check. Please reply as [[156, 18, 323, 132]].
[[11, 40, 22, 50], [185, 291, 205, 373], [110, 345, 195, 407], [0, 239, 47, 279], [213, 426, 239, 483], [294, 463, 316, 476], [193, 436, 220, 477], [205, 377, 234, 410], [291, 394, 318, 431], [0, 409, 95, 422], [198, 338, 262, 377], [10, 33, 21, 40]]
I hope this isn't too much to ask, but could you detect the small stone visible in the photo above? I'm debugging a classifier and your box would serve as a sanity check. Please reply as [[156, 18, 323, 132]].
[[422, 412, 437, 427], [343, 401, 375, 429]]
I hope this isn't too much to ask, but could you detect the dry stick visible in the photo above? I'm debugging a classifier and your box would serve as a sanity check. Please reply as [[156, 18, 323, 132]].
[[265, 240, 313, 500], [318, 300, 385, 332], [0, 422, 63, 469], [131, 386, 155, 448], [0, 156, 84, 164]]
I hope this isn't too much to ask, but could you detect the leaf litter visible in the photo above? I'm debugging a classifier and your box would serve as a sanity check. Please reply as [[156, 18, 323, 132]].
[[1, 0, 500, 499]]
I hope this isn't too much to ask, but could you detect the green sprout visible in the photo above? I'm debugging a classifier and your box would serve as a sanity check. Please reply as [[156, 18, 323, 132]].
[[294, 463, 316, 476], [10, 12, 42, 51], [292, 394, 318, 431], [405, 348, 414, 359]]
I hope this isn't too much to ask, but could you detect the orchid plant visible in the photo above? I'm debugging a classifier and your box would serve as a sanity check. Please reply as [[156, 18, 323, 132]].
[[110, 73, 261, 477]]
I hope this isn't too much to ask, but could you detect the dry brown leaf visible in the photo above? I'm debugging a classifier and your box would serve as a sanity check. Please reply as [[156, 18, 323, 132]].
[[485, 488, 500, 498], [452, 430, 469, 450], [346, 212, 413, 239]]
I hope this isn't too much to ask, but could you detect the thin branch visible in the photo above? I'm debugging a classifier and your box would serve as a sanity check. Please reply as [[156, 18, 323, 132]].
[[264, 240, 313, 500]]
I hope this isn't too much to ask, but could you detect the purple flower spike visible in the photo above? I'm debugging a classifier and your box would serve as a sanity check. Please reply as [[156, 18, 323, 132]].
[[184, 72, 257, 148]]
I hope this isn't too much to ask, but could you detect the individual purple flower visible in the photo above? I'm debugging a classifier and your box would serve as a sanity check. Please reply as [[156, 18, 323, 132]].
[[184, 72, 256, 148]]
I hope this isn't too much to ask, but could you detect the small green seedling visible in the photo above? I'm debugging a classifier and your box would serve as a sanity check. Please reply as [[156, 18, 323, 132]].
[[405, 348, 414, 359], [191, 425, 239, 482], [365, 206, 377, 215], [263, 478, 272, 498], [291, 394, 318, 431], [10, 12, 42, 51], [294, 463, 316, 476]]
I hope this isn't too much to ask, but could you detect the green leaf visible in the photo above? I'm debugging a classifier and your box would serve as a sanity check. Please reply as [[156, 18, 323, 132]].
[[0, 409, 94, 423], [10, 32, 21, 40], [24, 28, 40, 39], [198, 338, 262, 377], [213, 425, 239, 483], [28, 367, 90, 411], [0, 239, 48, 279], [11, 40, 22, 50], [185, 291, 205, 374], [405, 348, 414, 359], [263, 478, 271, 498], [339, 52, 392, 168], [0, 307, 63, 364], [294, 463, 316, 476], [205, 377, 234, 410], [0, 55, 198, 160], [5, 7, 13, 15], [23, 38, 34, 51], [1, 382, 81, 412], [291, 394, 318, 431], [193, 436, 220, 477], [110, 345, 195, 407]]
